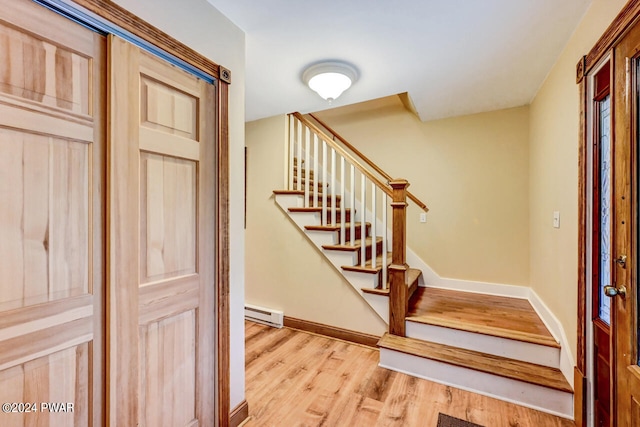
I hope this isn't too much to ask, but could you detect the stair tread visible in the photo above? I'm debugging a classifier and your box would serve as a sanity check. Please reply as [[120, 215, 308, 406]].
[[407, 287, 559, 348], [361, 268, 421, 295], [305, 222, 369, 232], [322, 237, 382, 252], [289, 207, 351, 213], [378, 333, 572, 393], [273, 190, 304, 195], [342, 252, 392, 274]]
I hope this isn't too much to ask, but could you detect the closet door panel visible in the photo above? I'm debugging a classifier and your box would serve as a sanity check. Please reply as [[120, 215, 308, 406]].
[[0, 0, 106, 425], [109, 35, 216, 427]]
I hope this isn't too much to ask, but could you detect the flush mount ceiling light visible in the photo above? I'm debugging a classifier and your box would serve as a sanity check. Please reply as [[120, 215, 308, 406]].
[[302, 61, 358, 103]]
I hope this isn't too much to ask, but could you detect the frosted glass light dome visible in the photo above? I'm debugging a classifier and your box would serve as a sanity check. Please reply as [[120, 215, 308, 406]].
[[303, 61, 358, 102]]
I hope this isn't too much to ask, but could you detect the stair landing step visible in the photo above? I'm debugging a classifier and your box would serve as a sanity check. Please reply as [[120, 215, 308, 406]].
[[407, 287, 559, 348], [377, 333, 571, 393]]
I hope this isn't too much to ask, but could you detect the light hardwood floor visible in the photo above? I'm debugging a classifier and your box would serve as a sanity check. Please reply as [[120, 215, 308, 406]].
[[244, 321, 575, 427]]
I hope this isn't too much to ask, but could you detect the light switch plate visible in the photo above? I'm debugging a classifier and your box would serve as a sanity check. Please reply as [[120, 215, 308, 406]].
[[553, 211, 560, 228], [420, 213, 427, 223]]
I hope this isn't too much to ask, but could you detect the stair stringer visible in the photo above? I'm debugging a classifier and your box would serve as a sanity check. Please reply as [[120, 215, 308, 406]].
[[274, 192, 389, 324]]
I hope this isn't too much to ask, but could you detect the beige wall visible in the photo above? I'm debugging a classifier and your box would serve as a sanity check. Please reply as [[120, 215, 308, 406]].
[[316, 99, 531, 286], [528, 0, 626, 359], [244, 101, 531, 335], [113, 0, 247, 408], [245, 115, 387, 336], [244, 0, 628, 372]]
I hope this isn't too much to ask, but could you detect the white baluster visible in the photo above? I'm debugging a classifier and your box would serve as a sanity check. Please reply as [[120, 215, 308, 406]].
[[322, 140, 327, 225], [331, 148, 336, 225], [382, 193, 388, 289], [296, 119, 302, 191], [313, 134, 319, 207], [304, 126, 310, 207], [340, 157, 346, 244], [288, 115, 294, 190], [350, 165, 355, 246], [371, 182, 377, 269], [361, 174, 366, 267]]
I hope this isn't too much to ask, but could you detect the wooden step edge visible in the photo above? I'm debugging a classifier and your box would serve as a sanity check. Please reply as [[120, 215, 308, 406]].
[[290, 207, 353, 213], [362, 287, 389, 296], [377, 333, 572, 393], [289, 207, 322, 213], [273, 190, 304, 195], [306, 224, 340, 232], [341, 252, 388, 274], [404, 315, 561, 349], [343, 265, 381, 274], [305, 222, 369, 233], [407, 269, 421, 288], [322, 237, 382, 252]]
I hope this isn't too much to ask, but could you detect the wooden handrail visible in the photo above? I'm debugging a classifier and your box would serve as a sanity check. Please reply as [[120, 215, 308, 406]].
[[293, 113, 393, 199], [308, 113, 429, 212]]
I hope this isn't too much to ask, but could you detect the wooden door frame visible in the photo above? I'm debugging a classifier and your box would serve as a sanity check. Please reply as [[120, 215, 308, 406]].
[[577, 1, 640, 425], [41, 1, 232, 425]]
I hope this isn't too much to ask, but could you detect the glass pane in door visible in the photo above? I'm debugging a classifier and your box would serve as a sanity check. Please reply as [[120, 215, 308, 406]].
[[598, 94, 612, 325]]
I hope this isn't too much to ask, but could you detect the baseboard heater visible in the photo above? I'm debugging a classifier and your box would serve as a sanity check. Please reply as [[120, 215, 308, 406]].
[[244, 304, 284, 328]]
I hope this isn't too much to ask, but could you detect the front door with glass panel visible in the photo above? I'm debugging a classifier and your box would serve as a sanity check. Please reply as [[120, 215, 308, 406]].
[[592, 60, 613, 427], [611, 17, 640, 427]]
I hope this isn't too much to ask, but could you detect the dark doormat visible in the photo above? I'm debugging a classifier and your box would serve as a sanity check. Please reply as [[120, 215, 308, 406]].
[[437, 413, 484, 427]]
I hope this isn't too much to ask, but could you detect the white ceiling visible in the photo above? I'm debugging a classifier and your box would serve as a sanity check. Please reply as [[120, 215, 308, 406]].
[[206, 0, 592, 122]]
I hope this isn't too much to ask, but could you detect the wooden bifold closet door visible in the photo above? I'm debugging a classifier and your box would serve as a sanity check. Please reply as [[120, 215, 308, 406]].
[[0, 1, 217, 425], [0, 0, 107, 425]]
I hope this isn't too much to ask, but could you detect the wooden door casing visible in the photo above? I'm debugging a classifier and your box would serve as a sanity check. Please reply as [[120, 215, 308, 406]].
[[0, 0, 106, 425], [108, 36, 216, 427]]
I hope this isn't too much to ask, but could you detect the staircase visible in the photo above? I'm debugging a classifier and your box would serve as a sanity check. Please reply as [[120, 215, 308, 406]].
[[273, 112, 573, 419]]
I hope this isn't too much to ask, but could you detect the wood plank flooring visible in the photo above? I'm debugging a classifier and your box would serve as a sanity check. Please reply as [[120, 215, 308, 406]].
[[408, 287, 558, 346], [244, 321, 574, 427]]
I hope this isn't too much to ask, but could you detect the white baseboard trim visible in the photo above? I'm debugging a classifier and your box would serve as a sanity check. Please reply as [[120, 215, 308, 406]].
[[527, 288, 575, 389], [407, 247, 530, 299]]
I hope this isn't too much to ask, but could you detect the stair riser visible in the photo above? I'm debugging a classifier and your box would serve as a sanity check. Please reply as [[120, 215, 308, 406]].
[[292, 179, 326, 191], [307, 198, 341, 208], [287, 211, 321, 228], [306, 230, 341, 247], [342, 270, 381, 291], [379, 348, 573, 419], [405, 321, 561, 369], [324, 250, 358, 270], [293, 167, 315, 180], [325, 225, 370, 244], [323, 210, 352, 224], [358, 240, 384, 264], [274, 193, 304, 210]]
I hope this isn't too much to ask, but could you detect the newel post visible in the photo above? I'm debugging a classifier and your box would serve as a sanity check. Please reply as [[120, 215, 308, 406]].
[[389, 179, 409, 336]]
